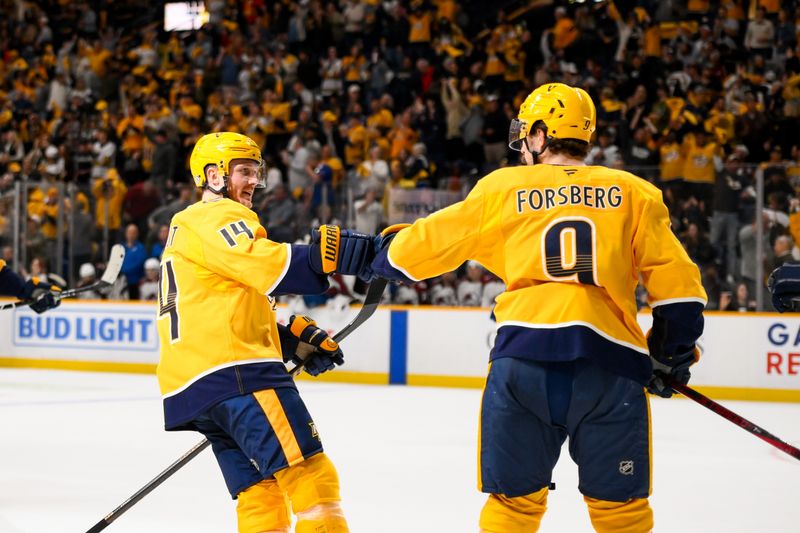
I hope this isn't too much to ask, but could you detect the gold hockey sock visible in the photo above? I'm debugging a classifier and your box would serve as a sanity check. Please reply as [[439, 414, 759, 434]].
[[584, 496, 653, 533], [479, 487, 548, 533], [295, 502, 348, 533], [236, 479, 291, 533], [274, 453, 348, 532]]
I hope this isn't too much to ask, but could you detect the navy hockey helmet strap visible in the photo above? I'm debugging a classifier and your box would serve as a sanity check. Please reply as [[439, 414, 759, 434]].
[[205, 180, 228, 197], [523, 121, 552, 163], [202, 163, 228, 197]]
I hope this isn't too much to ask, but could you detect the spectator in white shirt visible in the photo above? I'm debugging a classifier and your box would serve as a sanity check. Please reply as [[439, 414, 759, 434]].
[[138, 257, 160, 301], [430, 271, 458, 306], [457, 260, 485, 306], [481, 275, 506, 308], [585, 128, 621, 167], [357, 145, 390, 196], [744, 8, 775, 59], [354, 188, 384, 235], [90, 129, 116, 180]]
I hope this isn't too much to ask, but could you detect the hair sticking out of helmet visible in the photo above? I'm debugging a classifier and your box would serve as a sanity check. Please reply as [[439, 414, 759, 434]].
[[189, 132, 265, 195], [508, 83, 596, 152]]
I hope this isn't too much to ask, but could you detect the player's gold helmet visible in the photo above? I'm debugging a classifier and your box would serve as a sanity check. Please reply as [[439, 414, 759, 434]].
[[508, 83, 596, 151], [189, 132, 264, 189]]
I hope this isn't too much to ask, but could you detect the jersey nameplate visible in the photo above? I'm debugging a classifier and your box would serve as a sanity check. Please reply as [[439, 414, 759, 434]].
[[515, 185, 623, 214]]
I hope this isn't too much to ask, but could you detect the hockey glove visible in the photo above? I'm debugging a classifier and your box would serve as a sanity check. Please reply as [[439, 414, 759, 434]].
[[20, 277, 62, 314], [647, 346, 699, 398], [279, 315, 344, 377], [373, 223, 411, 253], [309, 225, 375, 281], [767, 263, 800, 313]]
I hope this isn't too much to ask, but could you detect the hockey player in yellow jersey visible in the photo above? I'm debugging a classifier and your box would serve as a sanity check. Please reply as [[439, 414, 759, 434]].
[[370, 83, 707, 532], [157, 132, 376, 533]]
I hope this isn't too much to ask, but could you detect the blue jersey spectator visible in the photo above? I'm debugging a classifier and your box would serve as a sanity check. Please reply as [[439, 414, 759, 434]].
[[121, 223, 147, 300], [150, 224, 170, 260]]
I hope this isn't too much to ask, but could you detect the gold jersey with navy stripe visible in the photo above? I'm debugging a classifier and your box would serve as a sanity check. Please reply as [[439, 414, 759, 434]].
[[373, 164, 707, 384], [157, 198, 328, 430]]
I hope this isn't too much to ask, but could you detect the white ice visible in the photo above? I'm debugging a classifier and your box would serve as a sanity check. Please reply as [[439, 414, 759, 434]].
[[0, 369, 798, 533]]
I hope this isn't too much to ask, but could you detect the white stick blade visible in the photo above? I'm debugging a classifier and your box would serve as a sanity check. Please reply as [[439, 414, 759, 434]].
[[101, 244, 126, 284]]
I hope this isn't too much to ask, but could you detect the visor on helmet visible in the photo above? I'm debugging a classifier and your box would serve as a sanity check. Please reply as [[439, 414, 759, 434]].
[[254, 161, 267, 189], [228, 158, 267, 189], [508, 118, 527, 151]]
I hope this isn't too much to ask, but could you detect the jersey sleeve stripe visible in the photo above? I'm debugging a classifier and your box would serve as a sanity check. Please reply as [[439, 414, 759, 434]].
[[649, 296, 708, 307], [265, 243, 293, 296], [387, 247, 421, 282]]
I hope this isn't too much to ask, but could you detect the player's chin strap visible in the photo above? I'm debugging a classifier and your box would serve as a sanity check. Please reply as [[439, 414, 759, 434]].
[[205, 179, 228, 197], [524, 125, 552, 165]]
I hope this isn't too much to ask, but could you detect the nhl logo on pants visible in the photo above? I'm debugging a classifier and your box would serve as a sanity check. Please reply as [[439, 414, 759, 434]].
[[619, 460, 634, 475]]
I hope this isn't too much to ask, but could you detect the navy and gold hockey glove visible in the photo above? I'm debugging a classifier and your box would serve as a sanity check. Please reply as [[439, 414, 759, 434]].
[[278, 315, 344, 377], [21, 277, 62, 314], [647, 346, 699, 398], [309, 225, 375, 280]]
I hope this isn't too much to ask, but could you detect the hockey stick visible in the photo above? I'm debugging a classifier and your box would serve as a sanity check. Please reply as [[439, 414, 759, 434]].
[[0, 244, 126, 311], [84, 278, 388, 533], [667, 378, 800, 461], [288, 278, 387, 376], [85, 438, 211, 533]]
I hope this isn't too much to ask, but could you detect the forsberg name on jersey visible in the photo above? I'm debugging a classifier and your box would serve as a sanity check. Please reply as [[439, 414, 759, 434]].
[[515, 184, 623, 213]]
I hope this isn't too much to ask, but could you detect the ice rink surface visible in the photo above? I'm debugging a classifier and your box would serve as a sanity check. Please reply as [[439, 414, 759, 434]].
[[1, 369, 798, 533]]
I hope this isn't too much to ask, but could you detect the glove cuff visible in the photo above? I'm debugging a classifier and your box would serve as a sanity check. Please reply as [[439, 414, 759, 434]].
[[318, 225, 340, 274], [289, 315, 316, 337], [277, 324, 300, 363], [380, 223, 411, 237]]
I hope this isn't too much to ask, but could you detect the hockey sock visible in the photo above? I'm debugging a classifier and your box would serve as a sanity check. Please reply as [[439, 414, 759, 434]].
[[236, 479, 291, 533], [479, 486, 548, 533], [274, 453, 348, 532], [295, 502, 348, 533], [584, 496, 653, 533]]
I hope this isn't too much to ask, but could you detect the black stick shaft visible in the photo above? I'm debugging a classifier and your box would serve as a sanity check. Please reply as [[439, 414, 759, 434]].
[[670, 380, 800, 461], [0, 281, 109, 311], [85, 440, 211, 533], [289, 279, 387, 376]]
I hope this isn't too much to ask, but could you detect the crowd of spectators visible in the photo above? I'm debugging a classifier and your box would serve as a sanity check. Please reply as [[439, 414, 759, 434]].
[[0, 0, 799, 310]]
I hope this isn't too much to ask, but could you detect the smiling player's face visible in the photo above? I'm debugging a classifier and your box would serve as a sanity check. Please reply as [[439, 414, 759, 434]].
[[228, 160, 261, 208]]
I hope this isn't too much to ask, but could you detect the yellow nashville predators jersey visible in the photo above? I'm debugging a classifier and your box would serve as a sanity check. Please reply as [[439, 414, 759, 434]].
[[683, 140, 719, 183], [379, 164, 707, 383], [659, 142, 684, 181], [156, 198, 307, 430]]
